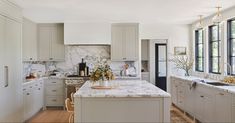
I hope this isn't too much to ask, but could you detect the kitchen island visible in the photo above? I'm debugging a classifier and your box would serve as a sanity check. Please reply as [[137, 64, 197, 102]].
[[74, 80, 171, 123]]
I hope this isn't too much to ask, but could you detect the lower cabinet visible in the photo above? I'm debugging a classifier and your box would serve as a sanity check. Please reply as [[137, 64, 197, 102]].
[[171, 77, 234, 123], [23, 79, 44, 121], [44, 78, 65, 108]]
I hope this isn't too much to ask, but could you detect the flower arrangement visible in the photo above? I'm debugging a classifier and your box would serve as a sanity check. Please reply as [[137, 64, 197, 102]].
[[90, 59, 115, 82], [171, 54, 194, 76]]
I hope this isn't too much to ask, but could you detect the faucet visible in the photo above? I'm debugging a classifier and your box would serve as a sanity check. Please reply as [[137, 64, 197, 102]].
[[225, 63, 232, 76]]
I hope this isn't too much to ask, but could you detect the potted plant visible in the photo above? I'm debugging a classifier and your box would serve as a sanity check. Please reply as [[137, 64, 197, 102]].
[[90, 59, 115, 86]]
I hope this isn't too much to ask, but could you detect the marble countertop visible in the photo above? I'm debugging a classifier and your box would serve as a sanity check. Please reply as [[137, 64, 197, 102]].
[[74, 80, 171, 98], [171, 75, 235, 94]]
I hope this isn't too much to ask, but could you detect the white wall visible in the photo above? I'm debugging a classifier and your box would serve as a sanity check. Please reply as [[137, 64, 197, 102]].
[[139, 24, 191, 92], [190, 6, 235, 78]]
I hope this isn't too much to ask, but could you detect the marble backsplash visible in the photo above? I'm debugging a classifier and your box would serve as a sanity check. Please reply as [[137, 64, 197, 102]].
[[23, 45, 136, 77]]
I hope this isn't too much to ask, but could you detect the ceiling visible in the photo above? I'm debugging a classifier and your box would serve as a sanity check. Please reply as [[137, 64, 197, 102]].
[[14, 0, 235, 24]]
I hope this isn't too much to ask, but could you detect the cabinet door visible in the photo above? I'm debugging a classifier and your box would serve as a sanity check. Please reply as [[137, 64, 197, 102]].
[[51, 24, 65, 61], [184, 81, 195, 114], [111, 25, 124, 61], [203, 94, 215, 122], [124, 24, 139, 61], [38, 25, 51, 61], [194, 92, 204, 121], [170, 79, 177, 105], [215, 91, 232, 122], [22, 18, 37, 61], [0, 15, 5, 87], [3, 18, 23, 121], [141, 40, 149, 61]]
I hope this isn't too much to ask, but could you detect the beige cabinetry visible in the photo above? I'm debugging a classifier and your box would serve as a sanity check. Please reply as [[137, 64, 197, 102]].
[[0, 1, 23, 122], [141, 40, 149, 61], [171, 76, 234, 123], [38, 24, 65, 61], [44, 78, 64, 107], [23, 18, 38, 61], [23, 80, 44, 121], [111, 23, 139, 61]]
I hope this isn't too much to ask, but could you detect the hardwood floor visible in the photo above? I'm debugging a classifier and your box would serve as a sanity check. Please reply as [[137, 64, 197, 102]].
[[28, 106, 194, 123], [27, 110, 70, 123]]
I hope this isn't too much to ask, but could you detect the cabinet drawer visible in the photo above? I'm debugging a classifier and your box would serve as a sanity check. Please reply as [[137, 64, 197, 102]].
[[46, 86, 64, 96], [45, 79, 64, 86], [45, 96, 64, 106]]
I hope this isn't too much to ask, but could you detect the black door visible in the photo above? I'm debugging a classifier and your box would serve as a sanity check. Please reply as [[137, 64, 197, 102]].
[[155, 44, 167, 91]]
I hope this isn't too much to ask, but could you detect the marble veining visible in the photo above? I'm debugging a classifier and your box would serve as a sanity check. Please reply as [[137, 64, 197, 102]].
[[74, 80, 171, 98]]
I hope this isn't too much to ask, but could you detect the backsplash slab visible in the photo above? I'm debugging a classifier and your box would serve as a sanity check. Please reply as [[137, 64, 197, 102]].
[[23, 45, 137, 78]]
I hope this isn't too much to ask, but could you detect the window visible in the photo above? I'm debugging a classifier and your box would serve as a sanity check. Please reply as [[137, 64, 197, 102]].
[[209, 25, 221, 74], [195, 29, 204, 72], [228, 19, 235, 75]]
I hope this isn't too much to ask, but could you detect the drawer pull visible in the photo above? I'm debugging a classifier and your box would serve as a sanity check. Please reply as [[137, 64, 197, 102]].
[[38, 88, 41, 90], [200, 95, 204, 98], [23, 89, 26, 91], [27, 93, 30, 95], [52, 99, 57, 102], [52, 82, 57, 83], [52, 90, 57, 92], [30, 86, 33, 88]]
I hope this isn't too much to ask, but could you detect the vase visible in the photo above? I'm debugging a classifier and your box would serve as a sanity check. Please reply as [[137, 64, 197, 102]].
[[185, 69, 190, 76]]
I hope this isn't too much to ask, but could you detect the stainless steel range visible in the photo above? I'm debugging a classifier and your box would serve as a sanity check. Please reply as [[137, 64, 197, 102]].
[[65, 76, 89, 100]]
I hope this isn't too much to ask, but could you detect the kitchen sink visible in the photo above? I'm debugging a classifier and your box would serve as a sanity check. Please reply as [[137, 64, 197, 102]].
[[206, 82, 232, 86]]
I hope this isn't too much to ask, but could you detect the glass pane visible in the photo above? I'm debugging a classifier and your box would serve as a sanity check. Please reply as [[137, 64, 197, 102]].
[[211, 26, 219, 41], [196, 58, 203, 71], [231, 21, 235, 38], [211, 42, 219, 57], [231, 39, 235, 56], [211, 57, 220, 73], [198, 44, 203, 57], [231, 57, 235, 74], [198, 30, 203, 43]]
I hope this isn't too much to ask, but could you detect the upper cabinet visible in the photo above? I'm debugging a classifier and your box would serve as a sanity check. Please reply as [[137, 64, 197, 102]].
[[64, 23, 111, 45], [111, 23, 139, 61], [141, 40, 149, 61], [22, 18, 37, 61], [38, 24, 65, 61]]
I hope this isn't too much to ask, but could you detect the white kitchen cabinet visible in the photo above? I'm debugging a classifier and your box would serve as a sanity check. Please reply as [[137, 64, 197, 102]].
[[22, 18, 37, 61], [141, 72, 150, 82], [44, 78, 65, 108], [170, 77, 178, 105], [141, 40, 149, 61], [111, 23, 139, 61], [232, 96, 235, 122], [0, 3, 23, 121], [38, 24, 65, 61], [23, 80, 44, 121], [214, 90, 232, 122], [64, 23, 111, 45]]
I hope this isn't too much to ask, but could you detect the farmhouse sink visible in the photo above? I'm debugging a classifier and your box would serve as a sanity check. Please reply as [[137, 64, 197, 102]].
[[206, 82, 232, 86]]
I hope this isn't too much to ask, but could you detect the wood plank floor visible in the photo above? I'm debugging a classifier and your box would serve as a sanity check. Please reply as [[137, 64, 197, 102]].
[[28, 105, 194, 123]]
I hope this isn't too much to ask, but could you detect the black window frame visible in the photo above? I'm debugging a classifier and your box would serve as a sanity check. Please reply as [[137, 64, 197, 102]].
[[195, 29, 204, 72], [209, 25, 221, 74], [228, 18, 235, 75]]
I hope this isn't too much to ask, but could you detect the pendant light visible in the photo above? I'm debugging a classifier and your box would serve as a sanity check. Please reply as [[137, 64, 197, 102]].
[[212, 6, 222, 25], [196, 15, 203, 29]]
